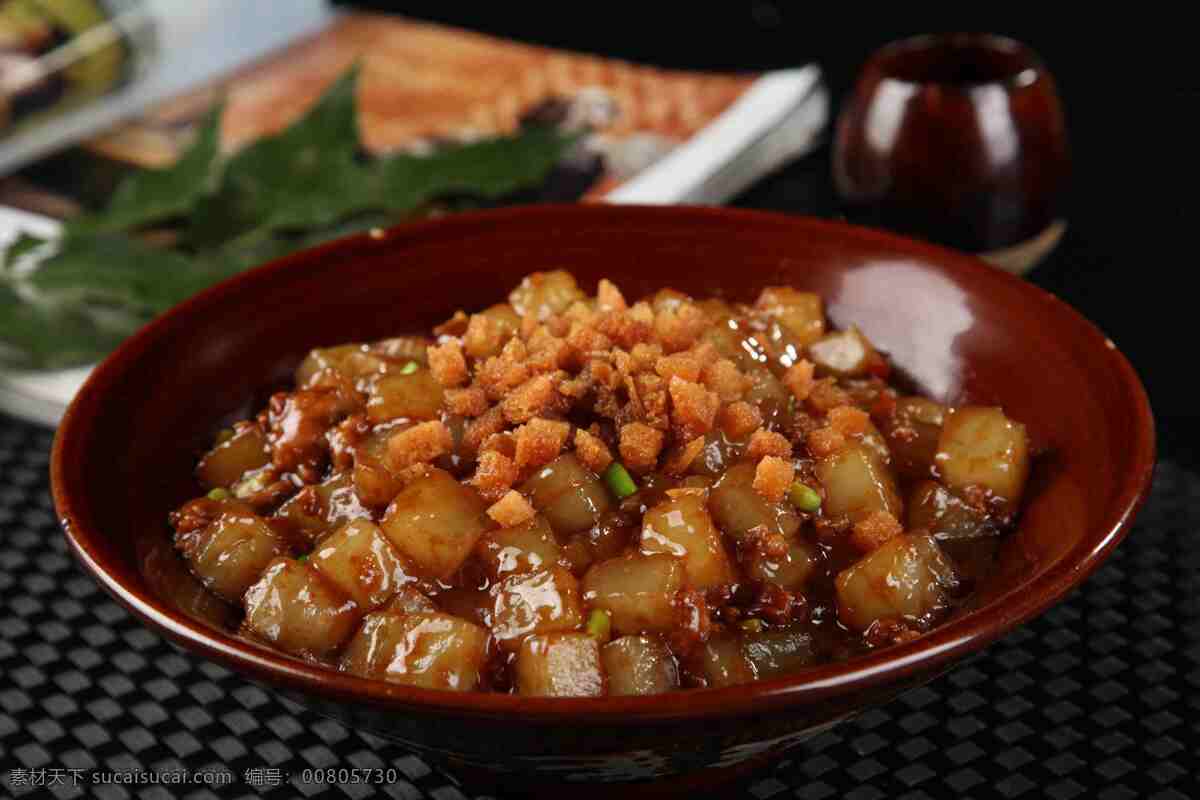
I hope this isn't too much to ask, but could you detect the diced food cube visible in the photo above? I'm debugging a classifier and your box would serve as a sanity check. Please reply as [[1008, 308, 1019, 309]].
[[691, 633, 755, 688], [601, 635, 680, 696], [380, 468, 492, 580], [274, 472, 371, 545], [310, 520, 416, 610], [907, 481, 998, 540], [372, 336, 435, 365], [508, 270, 585, 320], [880, 397, 946, 479], [807, 326, 877, 377], [836, 533, 959, 631], [366, 369, 444, 423], [709, 462, 801, 541], [515, 632, 605, 697], [352, 429, 405, 509], [755, 287, 825, 346], [582, 554, 683, 635], [176, 511, 291, 603], [935, 406, 1030, 511], [489, 567, 585, 649], [743, 366, 791, 425], [197, 424, 269, 489], [521, 454, 612, 536], [243, 558, 361, 657], [815, 442, 903, 523], [640, 493, 735, 589], [340, 612, 489, 690], [742, 630, 821, 678], [701, 319, 765, 371], [295, 343, 390, 387], [475, 514, 564, 580], [743, 537, 820, 591], [464, 303, 521, 359]]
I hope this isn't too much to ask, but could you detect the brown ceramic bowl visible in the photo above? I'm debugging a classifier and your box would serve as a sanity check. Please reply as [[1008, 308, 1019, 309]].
[[52, 205, 1153, 792]]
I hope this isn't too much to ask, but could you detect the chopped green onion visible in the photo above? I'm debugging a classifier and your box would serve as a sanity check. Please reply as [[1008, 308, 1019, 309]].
[[603, 462, 638, 500], [215, 428, 235, 445], [206, 487, 231, 501], [586, 609, 612, 643], [399, 361, 420, 375], [297, 553, 309, 563], [788, 481, 821, 512]]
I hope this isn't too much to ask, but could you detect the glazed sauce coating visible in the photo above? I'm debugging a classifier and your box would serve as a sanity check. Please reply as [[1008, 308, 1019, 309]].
[[167, 272, 1032, 695]]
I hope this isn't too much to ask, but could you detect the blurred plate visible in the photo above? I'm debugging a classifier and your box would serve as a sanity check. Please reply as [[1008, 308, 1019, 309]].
[[0, 207, 89, 426], [0, 68, 826, 426]]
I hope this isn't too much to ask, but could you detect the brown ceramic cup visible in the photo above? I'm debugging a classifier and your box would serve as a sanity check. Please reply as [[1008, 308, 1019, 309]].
[[833, 34, 1069, 264]]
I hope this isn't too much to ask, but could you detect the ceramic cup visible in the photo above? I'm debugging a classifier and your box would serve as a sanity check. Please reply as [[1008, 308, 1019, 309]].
[[833, 34, 1069, 273]]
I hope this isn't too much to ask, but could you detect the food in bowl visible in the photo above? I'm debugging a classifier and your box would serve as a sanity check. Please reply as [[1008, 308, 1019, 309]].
[[168, 270, 1032, 696]]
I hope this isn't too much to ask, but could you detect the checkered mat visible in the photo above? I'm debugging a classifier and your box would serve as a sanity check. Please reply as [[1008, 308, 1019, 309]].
[[1, 415, 1196, 799]]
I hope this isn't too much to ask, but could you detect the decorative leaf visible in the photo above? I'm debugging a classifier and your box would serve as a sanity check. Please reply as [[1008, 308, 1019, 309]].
[[67, 105, 224, 235], [189, 67, 375, 244], [27, 233, 231, 313], [0, 66, 587, 371], [0, 284, 137, 369], [379, 127, 581, 212]]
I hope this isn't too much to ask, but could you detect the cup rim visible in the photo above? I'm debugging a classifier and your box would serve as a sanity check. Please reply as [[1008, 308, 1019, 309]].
[[867, 32, 1047, 92]]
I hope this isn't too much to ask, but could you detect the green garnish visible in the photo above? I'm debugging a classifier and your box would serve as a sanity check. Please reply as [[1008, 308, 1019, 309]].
[[788, 481, 822, 512], [0, 66, 581, 369], [603, 462, 638, 500], [398, 361, 420, 375], [740, 618, 764, 634], [297, 553, 308, 563], [206, 487, 230, 501], [586, 609, 611, 643]]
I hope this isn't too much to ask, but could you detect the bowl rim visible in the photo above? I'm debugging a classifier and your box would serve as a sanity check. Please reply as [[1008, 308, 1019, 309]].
[[51, 204, 1156, 723]]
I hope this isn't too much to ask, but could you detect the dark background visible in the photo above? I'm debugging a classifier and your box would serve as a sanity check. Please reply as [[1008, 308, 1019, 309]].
[[345, 3, 1196, 465]]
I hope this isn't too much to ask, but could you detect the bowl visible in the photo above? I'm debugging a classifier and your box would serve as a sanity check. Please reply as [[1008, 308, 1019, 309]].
[[52, 205, 1154, 792]]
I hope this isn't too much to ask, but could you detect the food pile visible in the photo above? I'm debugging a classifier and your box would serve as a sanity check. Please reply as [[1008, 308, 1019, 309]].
[[170, 271, 1031, 696]]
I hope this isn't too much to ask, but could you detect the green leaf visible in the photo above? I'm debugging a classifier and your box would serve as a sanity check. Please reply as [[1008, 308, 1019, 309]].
[[0, 283, 138, 369], [0, 65, 584, 372], [67, 105, 224, 235], [379, 127, 580, 213], [205, 229, 305, 274], [27, 233, 230, 313], [189, 66, 375, 244]]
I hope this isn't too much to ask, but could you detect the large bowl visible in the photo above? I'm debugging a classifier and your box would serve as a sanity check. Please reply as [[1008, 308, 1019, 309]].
[[52, 205, 1154, 792]]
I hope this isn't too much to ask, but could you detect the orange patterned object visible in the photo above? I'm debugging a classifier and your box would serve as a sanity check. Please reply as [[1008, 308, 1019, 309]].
[[88, 14, 753, 179]]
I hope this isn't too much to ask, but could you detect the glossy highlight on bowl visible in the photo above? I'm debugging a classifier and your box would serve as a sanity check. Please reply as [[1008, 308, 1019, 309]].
[[52, 205, 1153, 790]]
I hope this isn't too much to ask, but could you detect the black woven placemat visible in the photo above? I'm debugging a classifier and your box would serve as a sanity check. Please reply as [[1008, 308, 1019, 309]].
[[1, 414, 1196, 799]]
